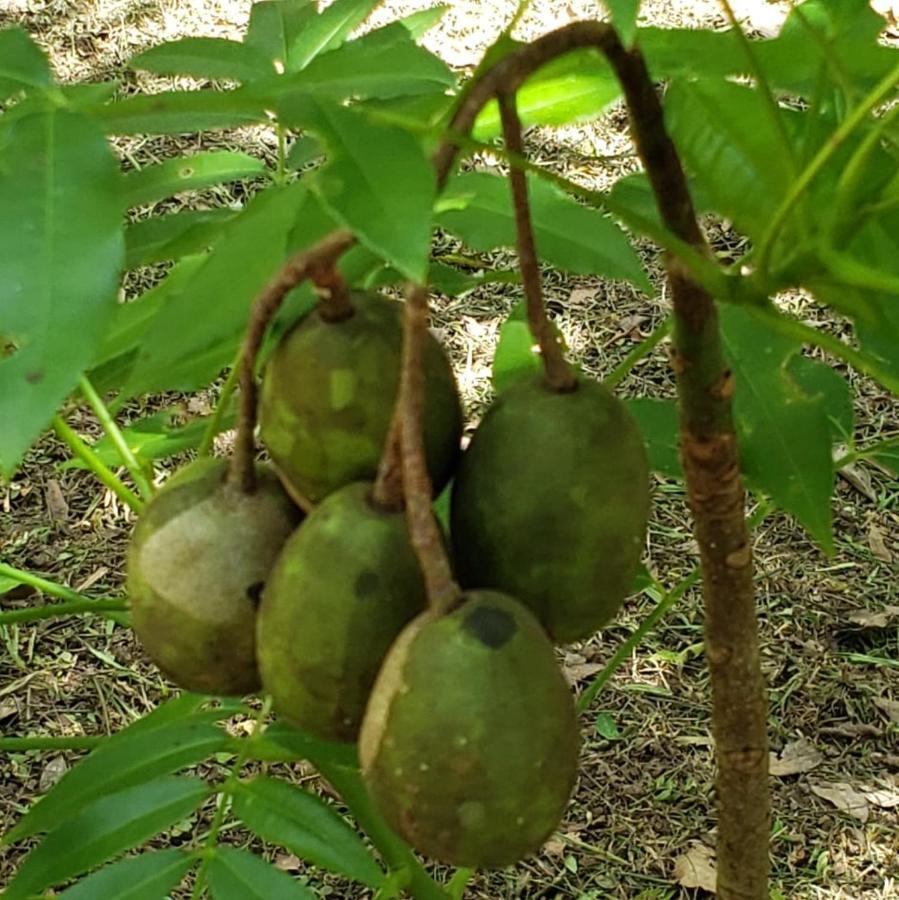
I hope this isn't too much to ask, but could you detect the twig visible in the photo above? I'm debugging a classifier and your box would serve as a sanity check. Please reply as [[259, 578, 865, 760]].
[[399, 285, 460, 615], [497, 90, 576, 392], [228, 229, 355, 494]]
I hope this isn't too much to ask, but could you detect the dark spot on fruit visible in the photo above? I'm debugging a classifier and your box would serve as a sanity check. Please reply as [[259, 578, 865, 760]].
[[246, 582, 264, 607], [355, 570, 380, 599], [463, 605, 516, 648], [25, 370, 44, 384]]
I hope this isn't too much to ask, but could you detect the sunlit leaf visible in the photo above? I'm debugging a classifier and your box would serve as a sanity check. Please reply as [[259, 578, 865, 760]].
[[130, 38, 274, 82], [125, 209, 236, 269], [492, 301, 541, 393], [288, 0, 382, 70], [0, 26, 52, 98], [398, 4, 449, 39]]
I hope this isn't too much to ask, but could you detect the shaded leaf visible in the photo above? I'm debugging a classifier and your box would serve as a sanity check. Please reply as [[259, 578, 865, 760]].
[[625, 398, 682, 479], [492, 301, 541, 393], [121, 182, 304, 397], [0, 109, 124, 478], [438, 171, 650, 291], [130, 38, 273, 82], [232, 776, 383, 887], [594, 712, 622, 741], [208, 846, 316, 900], [292, 100, 434, 281], [123, 151, 267, 208], [125, 208, 236, 269], [673, 842, 717, 893], [721, 305, 835, 554], [602, 0, 640, 46], [285, 134, 323, 170], [95, 90, 267, 135], [810, 782, 870, 822], [4, 718, 226, 843], [786, 356, 854, 441], [260, 721, 358, 768], [245, 0, 317, 69], [474, 48, 619, 139], [0, 26, 52, 98], [57, 849, 195, 900], [866, 438, 899, 476], [769, 737, 823, 777], [3, 777, 210, 899], [288, 0, 381, 70]]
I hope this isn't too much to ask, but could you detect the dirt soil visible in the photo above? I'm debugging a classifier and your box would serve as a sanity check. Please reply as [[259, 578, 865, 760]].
[[1, 2, 898, 898]]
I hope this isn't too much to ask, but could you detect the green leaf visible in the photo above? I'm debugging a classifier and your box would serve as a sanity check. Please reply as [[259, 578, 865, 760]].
[[292, 100, 435, 281], [273, 24, 455, 102], [95, 90, 268, 135], [866, 438, 899, 476], [57, 849, 195, 900], [474, 48, 619, 139], [721, 305, 835, 554], [0, 573, 24, 594], [594, 711, 622, 741], [602, 0, 640, 46], [0, 109, 124, 479], [125, 209, 237, 269], [625, 398, 682, 479], [121, 182, 304, 397], [130, 38, 274, 82], [3, 777, 210, 900], [208, 847, 316, 900], [61, 404, 236, 470], [438, 171, 650, 291], [665, 78, 798, 240], [639, 27, 744, 80], [285, 134, 323, 170], [0, 26, 52, 98], [787, 356, 854, 441], [492, 302, 541, 394], [60, 81, 121, 109], [398, 4, 449, 39], [261, 721, 359, 768], [232, 776, 383, 888], [4, 718, 227, 844], [244, 0, 317, 69], [123, 151, 267, 208], [287, 0, 382, 70]]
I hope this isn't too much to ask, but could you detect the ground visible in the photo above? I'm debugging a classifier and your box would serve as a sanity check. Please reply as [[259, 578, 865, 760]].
[[1, 1, 898, 898]]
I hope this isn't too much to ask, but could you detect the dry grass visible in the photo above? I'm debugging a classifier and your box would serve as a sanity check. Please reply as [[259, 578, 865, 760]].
[[1, 2, 897, 898]]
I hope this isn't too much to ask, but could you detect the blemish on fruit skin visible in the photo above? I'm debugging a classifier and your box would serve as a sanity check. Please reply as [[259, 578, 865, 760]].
[[463, 605, 516, 648], [454, 735, 468, 748], [419, 762, 429, 772], [354, 570, 380, 599], [329, 369, 356, 411], [394, 767, 404, 777], [515, 816, 525, 826]]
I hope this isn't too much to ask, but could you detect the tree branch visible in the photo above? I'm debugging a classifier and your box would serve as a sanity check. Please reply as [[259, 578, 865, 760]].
[[498, 90, 576, 392]]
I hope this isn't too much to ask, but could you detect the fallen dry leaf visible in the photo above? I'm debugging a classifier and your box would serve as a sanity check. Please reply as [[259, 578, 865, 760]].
[[862, 786, 899, 809], [563, 662, 603, 685], [838, 463, 877, 500], [874, 697, 899, 725], [39, 756, 68, 793], [810, 782, 870, 822], [847, 605, 899, 629], [673, 842, 717, 893], [542, 837, 566, 857], [45, 479, 68, 523], [568, 287, 597, 306], [769, 737, 823, 777], [868, 522, 894, 562], [274, 852, 301, 872]]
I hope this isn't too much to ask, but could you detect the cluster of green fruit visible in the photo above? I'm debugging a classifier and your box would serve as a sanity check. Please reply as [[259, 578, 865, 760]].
[[126, 290, 650, 869]]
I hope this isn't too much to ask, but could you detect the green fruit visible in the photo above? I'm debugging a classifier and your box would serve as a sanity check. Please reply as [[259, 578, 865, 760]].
[[127, 458, 300, 695], [257, 482, 427, 742], [450, 374, 650, 643], [359, 591, 579, 868], [259, 291, 463, 505]]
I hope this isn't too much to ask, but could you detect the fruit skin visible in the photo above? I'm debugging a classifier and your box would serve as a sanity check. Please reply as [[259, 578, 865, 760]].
[[127, 457, 300, 696], [450, 374, 650, 643], [257, 481, 427, 742], [259, 291, 463, 505], [359, 591, 579, 869]]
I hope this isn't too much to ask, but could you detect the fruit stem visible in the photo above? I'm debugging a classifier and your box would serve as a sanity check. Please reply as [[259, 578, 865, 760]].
[[371, 411, 405, 512], [228, 229, 356, 494], [51, 416, 144, 513], [399, 284, 461, 615], [197, 352, 241, 458], [497, 90, 577, 393], [313, 263, 356, 323]]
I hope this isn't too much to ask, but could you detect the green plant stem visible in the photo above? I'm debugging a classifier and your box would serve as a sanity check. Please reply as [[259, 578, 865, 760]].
[[52, 416, 143, 512], [0, 562, 94, 604], [0, 598, 127, 626], [603, 316, 672, 389], [190, 696, 273, 900], [755, 59, 899, 276], [446, 868, 473, 900], [276, 124, 288, 185], [0, 735, 105, 752], [197, 357, 241, 458], [79, 376, 155, 501], [576, 571, 700, 714], [313, 759, 450, 900]]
